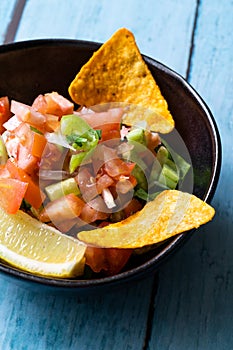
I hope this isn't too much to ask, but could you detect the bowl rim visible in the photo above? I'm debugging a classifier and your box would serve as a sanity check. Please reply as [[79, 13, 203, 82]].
[[0, 38, 222, 291]]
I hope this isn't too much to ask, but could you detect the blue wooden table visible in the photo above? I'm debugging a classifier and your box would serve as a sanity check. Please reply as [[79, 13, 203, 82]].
[[0, 1, 232, 349]]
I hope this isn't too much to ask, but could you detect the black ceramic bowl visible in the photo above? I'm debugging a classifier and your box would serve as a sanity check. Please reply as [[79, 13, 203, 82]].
[[0, 39, 221, 294]]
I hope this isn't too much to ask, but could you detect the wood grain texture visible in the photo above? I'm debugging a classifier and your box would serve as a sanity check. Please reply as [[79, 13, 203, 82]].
[[14, 0, 196, 76], [1, 0, 231, 349], [149, 0, 233, 349], [0, 277, 155, 350], [0, 0, 17, 44]]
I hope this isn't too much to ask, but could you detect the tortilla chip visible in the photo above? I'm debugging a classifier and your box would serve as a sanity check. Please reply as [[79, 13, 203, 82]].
[[69, 28, 174, 133], [77, 190, 215, 249]]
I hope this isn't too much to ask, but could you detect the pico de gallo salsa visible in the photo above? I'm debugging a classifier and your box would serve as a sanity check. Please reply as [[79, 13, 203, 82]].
[[0, 92, 190, 276]]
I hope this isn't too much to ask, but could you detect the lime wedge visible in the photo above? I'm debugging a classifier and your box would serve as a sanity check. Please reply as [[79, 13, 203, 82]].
[[0, 208, 86, 278]]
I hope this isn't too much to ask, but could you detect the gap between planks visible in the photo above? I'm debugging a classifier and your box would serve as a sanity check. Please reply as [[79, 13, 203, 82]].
[[186, 0, 201, 81], [4, 0, 26, 44]]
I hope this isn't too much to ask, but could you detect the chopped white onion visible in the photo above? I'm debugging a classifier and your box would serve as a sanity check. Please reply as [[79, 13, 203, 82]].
[[102, 188, 116, 209], [44, 131, 75, 151]]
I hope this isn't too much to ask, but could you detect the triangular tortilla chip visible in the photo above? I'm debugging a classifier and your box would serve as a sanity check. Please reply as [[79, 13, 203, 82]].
[[77, 190, 215, 249], [69, 28, 174, 133]]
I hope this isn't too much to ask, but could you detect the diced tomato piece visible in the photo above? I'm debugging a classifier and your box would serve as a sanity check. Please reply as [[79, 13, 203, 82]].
[[80, 108, 123, 141], [32, 95, 60, 132], [0, 97, 11, 134], [3, 134, 19, 158], [100, 128, 121, 141], [6, 159, 45, 209], [39, 142, 63, 170], [123, 198, 143, 218], [3, 115, 22, 132], [91, 145, 118, 173], [129, 174, 137, 187], [11, 100, 46, 127], [31, 94, 48, 113], [80, 108, 123, 129], [80, 197, 109, 224], [4, 123, 45, 174], [105, 248, 133, 275], [75, 168, 98, 202], [0, 165, 10, 178], [85, 247, 132, 275], [17, 143, 39, 174], [44, 92, 74, 117], [0, 178, 28, 214], [13, 122, 33, 148], [54, 217, 80, 233], [31, 132, 47, 158], [104, 158, 135, 178], [115, 176, 136, 194], [96, 174, 114, 194], [145, 131, 161, 152], [32, 92, 73, 116], [39, 193, 85, 223], [44, 114, 60, 132]]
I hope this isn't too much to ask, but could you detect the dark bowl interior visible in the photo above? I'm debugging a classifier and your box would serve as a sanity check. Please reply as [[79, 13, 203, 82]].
[[0, 39, 221, 294]]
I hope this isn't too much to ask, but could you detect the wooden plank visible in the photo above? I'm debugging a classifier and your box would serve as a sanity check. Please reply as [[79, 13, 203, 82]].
[[0, 0, 18, 44], [148, 0, 233, 349], [15, 0, 196, 76], [0, 277, 154, 350]]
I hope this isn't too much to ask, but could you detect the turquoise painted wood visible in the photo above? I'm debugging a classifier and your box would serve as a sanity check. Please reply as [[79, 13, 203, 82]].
[[14, 0, 196, 76], [0, 0, 17, 44], [0, 278, 154, 350], [149, 0, 233, 349], [0, 0, 231, 349]]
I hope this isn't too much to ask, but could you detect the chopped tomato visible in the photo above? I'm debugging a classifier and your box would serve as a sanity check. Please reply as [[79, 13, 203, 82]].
[[17, 143, 39, 174], [80, 108, 123, 141], [4, 122, 46, 174], [6, 159, 45, 209], [32, 92, 74, 126], [0, 165, 10, 178], [44, 114, 60, 132], [75, 168, 98, 202], [13, 122, 33, 147], [0, 97, 11, 134], [45, 92, 74, 116], [80, 108, 123, 129], [104, 158, 135, 178], [80, 197, 109, 223], [39, 142, 63, 170], [31, 132, 47, 158], [96, 173, 114, 194], [31, 95, 61, 132], [100, 128, 121, 141], [44, 92, 74, 117], [54, 217, 81, 233], [3, 115, 21, 132], [115, 175, 137, 194], [145, 131, 160, 152], [31, 94, 48, 113], [0, 178, 28, 214], [39, 193, 85, 223], [85, 247, 132, 275], [123, 198, 143, 218], [11, 100, 46, 127]]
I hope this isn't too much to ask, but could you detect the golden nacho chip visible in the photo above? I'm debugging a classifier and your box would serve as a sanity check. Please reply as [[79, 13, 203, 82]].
[[77, 190, 215, 249], [69, 28, 174, 133]]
